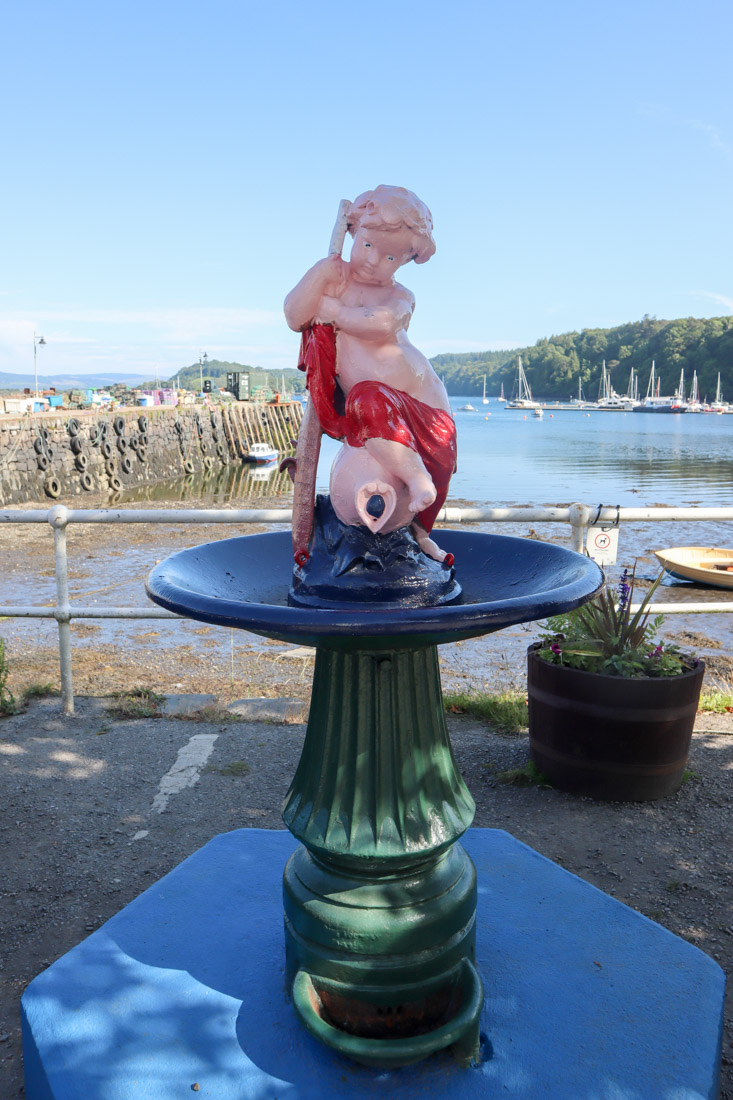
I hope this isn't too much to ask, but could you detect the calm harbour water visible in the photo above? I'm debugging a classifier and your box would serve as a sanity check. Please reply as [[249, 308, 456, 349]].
[[424, 403, 733, 509], [119, 400, 733, 510]]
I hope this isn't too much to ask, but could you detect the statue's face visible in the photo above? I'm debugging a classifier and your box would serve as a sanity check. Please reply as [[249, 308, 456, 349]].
[[349, 225, 415, 286]]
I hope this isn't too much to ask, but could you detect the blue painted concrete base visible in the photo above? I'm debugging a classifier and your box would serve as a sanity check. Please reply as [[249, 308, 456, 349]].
[[22, 829, 724, 1099]]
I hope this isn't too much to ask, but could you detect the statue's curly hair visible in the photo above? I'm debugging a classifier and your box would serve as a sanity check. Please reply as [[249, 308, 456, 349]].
[[345, 185, 436, 264]]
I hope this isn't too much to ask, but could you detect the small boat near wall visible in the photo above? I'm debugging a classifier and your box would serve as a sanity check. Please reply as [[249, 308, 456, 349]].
[[245, 441, 279, 464]]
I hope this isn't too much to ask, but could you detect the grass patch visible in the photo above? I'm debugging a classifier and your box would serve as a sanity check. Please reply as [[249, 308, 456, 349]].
[[444, 689, 528, 734], [21, 682, 59, 704], [496, 761, 551, 788], [698, 689, 733, 714], [107, 687, 165, 719], [0, 638, 19, 717], [681, 768, 701, 785], [205, 759, 251, 777], [177, 703, 245, 724]]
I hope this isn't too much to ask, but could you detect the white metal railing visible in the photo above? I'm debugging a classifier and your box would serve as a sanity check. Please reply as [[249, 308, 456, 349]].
[[1, 502, 732, 715]]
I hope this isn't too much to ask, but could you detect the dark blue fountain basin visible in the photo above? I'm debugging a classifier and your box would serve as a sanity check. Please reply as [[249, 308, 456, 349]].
[[146, 530, 603, 650]]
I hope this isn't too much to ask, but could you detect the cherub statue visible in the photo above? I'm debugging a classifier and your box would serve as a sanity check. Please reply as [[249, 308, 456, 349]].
[[284, 185, 456, 586]]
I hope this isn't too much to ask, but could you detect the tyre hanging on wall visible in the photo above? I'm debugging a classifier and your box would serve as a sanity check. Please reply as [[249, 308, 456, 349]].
[[101, 440, 113, 458], [37, 454, 49, 471], [113, 416, 125, 436], [109, 476, 122, 492], [138, 415, 149, 433], [137, 446, 146, 462], [117, 436, 127, 453], [105, 459, 116, 476], [184, 459, 195, 474], [67, 418, 81, 437], [44, 477, 61, 499], [70, 436, 84, 455], [75, 453, 88, 471], [120, 455, 133, 474], [80, 471, 93, 491]]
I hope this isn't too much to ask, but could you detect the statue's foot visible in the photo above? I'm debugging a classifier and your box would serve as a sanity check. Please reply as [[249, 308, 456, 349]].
[[411, 523, 454, 565], [407, 474, 437, 516], [355, 482, 397, 534]]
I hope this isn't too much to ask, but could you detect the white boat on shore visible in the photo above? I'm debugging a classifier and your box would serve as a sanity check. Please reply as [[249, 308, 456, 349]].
[[654, 546, 733, 590]]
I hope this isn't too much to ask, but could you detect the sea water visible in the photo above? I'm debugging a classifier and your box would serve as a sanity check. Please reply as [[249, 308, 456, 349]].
[[317, 403, 733, 509]]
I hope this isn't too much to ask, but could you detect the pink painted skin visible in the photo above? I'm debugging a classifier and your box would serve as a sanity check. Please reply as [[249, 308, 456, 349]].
[[284, 186, 453, 562]]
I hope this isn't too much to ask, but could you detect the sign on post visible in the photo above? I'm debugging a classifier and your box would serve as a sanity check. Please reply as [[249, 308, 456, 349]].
[[586, 525, 619, 566]]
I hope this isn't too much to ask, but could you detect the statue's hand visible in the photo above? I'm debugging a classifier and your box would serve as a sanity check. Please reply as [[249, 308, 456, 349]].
[[316, 295, 341, 326], [313, 254, 347, 296]]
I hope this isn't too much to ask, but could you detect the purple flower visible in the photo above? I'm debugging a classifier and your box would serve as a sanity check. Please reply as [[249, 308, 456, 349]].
[[617, 568, 631, 612], [550, 642, 562, 656]]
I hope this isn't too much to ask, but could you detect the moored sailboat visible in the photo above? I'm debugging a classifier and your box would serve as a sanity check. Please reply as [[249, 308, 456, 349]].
[[594, 360, 637, 411], [633, 361, 685, 413], [709, 373, 728, 413], [505, 356, 540, 409]]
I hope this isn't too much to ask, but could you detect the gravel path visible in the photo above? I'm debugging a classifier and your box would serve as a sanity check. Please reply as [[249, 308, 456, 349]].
[[0, 695, 730, 1096]]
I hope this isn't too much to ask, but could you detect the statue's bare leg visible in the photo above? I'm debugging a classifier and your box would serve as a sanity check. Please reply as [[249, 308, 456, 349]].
[[411, 522, 451, 564], [364, 438, 436, 515]]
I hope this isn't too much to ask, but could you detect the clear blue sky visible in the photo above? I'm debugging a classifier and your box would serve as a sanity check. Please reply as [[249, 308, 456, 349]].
[[1, 0, 731, 381]]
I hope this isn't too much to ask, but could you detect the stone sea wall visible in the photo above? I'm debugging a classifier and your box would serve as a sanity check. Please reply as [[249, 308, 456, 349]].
[[0, 402, 303, 506]]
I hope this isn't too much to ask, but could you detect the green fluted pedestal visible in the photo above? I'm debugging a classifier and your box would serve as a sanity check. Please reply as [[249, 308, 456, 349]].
[[282, 644, 484, 1068]]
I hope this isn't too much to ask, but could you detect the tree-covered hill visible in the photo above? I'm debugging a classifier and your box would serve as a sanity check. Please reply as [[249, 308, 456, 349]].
[[144, 359, 305, 395], [432, 315, 733, 401]]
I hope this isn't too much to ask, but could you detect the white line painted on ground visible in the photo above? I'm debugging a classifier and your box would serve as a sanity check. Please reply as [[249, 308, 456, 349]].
[[150, 733, 219, 815]]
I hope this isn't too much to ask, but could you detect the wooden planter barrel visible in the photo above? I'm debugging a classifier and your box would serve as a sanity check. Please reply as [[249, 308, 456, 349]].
[[527, 643, 705, 801]]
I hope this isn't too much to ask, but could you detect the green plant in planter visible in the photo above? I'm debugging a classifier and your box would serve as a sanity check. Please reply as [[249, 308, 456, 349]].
[[527, 564, 705, 801], [535, 565, 696, 679]]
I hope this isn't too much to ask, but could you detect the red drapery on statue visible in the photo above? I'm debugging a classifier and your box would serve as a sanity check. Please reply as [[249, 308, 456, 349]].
[[298, 324, 456, 533]]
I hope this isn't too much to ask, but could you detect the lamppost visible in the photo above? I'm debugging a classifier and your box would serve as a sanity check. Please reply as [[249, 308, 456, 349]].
[[199, 352, 208, 394], [34, 333, 46, 400]]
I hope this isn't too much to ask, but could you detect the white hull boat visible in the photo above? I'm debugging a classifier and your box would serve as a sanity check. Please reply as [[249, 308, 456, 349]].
[[654, 546, 733, 590]]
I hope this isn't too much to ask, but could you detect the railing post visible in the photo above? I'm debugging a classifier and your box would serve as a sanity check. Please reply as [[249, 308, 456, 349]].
[[48, 505, 74, 715], [568, 502, 591, 555]]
